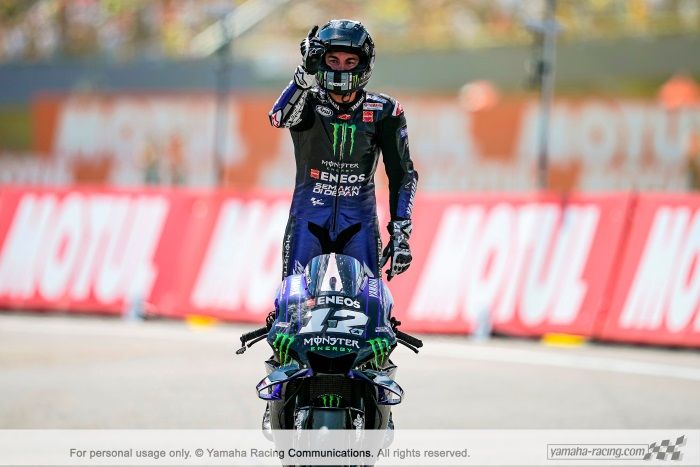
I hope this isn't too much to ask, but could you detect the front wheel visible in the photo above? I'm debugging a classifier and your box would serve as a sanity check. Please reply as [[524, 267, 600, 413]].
[[303, 410, 368, 467], [309, 408, 350, 429]]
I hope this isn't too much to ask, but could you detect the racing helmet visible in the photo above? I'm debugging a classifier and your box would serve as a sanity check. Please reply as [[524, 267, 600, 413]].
[[315, 19, 375, 95]]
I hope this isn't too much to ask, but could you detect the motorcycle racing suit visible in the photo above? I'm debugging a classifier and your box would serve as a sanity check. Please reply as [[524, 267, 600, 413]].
[[269, 84, 418, 279]]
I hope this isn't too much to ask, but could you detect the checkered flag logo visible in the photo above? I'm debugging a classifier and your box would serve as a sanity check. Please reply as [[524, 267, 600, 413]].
[[644, 435, 685, 461]]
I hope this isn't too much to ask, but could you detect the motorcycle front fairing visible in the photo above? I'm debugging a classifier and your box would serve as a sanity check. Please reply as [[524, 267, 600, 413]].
[[267, 254, 398, 371], [260, 254, 402, 429]]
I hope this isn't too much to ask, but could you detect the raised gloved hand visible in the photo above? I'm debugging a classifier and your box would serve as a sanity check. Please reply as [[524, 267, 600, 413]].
[[293, 26, 325, 89], [293, 65, 316, 89], [380, 219, 413, 281], [299, 25, 325, 74]]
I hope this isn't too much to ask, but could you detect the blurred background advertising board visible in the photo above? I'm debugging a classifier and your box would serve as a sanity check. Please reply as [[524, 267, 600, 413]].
[[2, 187, 699, 347], [0, 0, 698, 192], [29, 93, 700, 191], [1, 0, 700, 348]]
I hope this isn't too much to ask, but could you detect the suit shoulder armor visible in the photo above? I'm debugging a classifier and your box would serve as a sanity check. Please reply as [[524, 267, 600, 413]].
[[366, 91, 404, 119], [365, 92, 389, 104]]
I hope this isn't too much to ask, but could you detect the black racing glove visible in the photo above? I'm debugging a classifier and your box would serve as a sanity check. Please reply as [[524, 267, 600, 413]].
[[299, 25, 326, 74], [380, 219, 413, 281]]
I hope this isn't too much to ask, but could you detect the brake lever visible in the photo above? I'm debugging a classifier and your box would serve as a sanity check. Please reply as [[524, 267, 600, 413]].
[[236, 327, 269, 355], [397, 339, 420, 354], [236, 334, 268, 355]]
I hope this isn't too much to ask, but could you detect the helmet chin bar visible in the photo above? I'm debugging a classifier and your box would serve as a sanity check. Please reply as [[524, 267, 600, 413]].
[[317, 69, 365, 95]]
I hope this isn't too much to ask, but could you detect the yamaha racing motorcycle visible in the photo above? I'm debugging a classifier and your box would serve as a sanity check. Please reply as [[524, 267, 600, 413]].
[[237, 253, 422, 435]]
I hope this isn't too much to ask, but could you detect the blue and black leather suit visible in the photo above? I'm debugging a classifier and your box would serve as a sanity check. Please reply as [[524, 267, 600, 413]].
[[269, 84, 418, 279]]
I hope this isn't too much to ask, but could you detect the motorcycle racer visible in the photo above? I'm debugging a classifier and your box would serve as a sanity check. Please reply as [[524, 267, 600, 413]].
[[269, 19, 418, 282]]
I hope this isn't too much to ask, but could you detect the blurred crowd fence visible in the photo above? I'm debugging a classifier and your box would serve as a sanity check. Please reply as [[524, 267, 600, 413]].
[[2, 33, 700, 106], [1, 91, 697, 192], [0, 185, 698, 348], [1, 0, 698, 63]]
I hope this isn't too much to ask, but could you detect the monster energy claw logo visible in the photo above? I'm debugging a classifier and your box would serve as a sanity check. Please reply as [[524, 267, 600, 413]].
[[320, 394, 342, 408], [273, 333, 295, 364], [367, 338, 391, 368], [331, 123, 356, 156]]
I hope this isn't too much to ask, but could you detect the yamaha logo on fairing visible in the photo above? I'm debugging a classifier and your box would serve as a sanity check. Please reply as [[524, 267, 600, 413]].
[[315, 105, 333, 117], [317, 295, 361, 308], [368, 279, 379, 298], [288, 275, 302, 296]]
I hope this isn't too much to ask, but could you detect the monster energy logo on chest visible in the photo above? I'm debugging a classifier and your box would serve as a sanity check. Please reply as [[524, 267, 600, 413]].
[[331, 123, 356, 156]]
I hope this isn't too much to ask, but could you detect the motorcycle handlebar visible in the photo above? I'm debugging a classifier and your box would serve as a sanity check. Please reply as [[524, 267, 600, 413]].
[[395, 329, 423, 348], [241, 326, 268, 343], [238, 325, 423, 355]]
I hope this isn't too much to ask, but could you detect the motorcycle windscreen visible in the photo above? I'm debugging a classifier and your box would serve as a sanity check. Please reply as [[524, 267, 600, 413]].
[[304, 253, 365, 298]]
